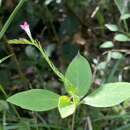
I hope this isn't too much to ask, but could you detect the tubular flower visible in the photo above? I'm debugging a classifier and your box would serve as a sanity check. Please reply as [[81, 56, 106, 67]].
[[20, 21, 32, 40]]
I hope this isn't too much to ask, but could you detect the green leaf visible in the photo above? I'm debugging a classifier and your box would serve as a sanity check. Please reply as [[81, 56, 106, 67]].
[[114, 0, 128, 15], [100, 41, 114, 49], [121, 13, 130, 20], [83, 82, 130, 107], [105, 24, 118, 32], [111, 52, 123, 59], [114, 34, 130, 42], [7, 89, 59, 111], [58, 96, 75, 118], [65, 53, 92, 97], [8, 38, 32, 45]]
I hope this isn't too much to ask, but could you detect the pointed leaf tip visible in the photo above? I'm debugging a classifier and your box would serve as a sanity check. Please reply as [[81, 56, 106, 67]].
[[65, 53, 92, 97], [83, 82, 130, 107]]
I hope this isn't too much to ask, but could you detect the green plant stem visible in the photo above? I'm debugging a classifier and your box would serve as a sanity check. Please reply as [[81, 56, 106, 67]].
[[0, 0, 27, 40], [32, 112, 39, 130], [31, 41, 73, 93], [71, 112, 76, 130], [0, 85, 7, 97], [34, 42, 65, 82]]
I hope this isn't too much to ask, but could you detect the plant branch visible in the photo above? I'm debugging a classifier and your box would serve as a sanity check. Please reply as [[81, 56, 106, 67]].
[[71, 111, 76, 130]]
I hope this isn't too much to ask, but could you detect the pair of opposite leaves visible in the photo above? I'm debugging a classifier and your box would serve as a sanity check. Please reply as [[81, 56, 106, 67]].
[[7, 53, 130, 118]]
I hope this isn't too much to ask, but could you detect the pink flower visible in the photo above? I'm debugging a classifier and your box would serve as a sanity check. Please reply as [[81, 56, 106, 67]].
[[20, 21, 32, 40], [20, 21, 29, 31]]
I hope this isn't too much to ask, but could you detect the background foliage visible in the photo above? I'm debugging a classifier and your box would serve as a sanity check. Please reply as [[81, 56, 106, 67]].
[[1, 0, 130, 129]]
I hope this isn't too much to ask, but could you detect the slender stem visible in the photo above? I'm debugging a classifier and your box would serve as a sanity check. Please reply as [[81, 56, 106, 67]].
[[71, 112, 76, 130], [0, 85, 7, 97], [0, 0, 27, 39], [34, 42, 65, 82]]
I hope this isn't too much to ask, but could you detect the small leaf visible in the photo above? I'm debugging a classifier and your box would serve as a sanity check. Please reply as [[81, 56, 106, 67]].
[[114, 0, 128, 15], [100, 41, 114, 48], [58, 96, 75, 118], [7, 89, 59, 111], [111, 52, 123, 59], [114, 34, 130, 42], [8, 38, 32, 45], [83, 82, 130, 107], [65, 53, 92, 97], [121, 13, 130, 20], [105, 24, 119, 32]]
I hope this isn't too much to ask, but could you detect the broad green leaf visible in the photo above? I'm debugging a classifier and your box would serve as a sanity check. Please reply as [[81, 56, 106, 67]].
[[8, 39, 32, 45], [111, 52, 123, 59], [100, 41, 114, 48], [114, 0, 128, 15], [83, 82, 130, 107], [105, 24, 118, 32], [121, 13, 130, 20], [65, 53, 92, 97], [58, 96, 75, 118], [7, 89, 59, 111], [114, 34, 130, 42]]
